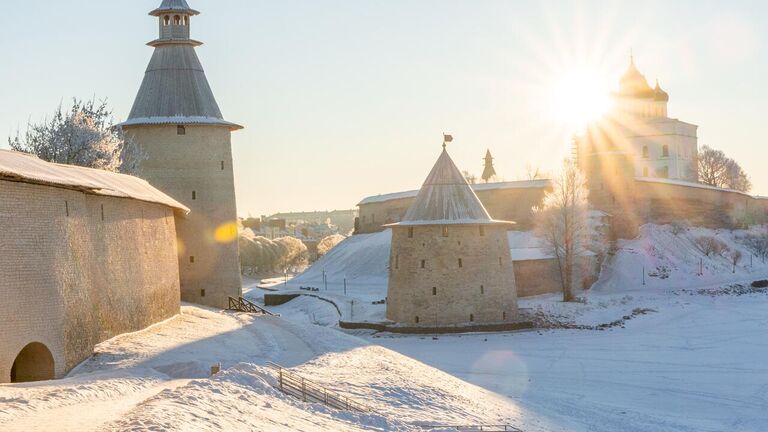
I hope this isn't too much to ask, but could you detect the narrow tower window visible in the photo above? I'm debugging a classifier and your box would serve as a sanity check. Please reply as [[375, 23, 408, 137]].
[[200, 289, 205, 297], [164, 15, 170, 26], [192, 190, 196, 200], [190, 256, 195, 263], [174, 15, 181, 25], [420, 259, 426, 269], [183, 16, 189, 25], [408, 227, 414, 238], [100, 204, 105, 221], [432, 287, 437, 296], [221, 161, 225, 170], [177, 125, 186, 135], [480, 285, 484, 294], [65, 201, 69, 217], [470, 314, 474, 322], [458, 258, 463, 268], [415, 316, 420, 324]]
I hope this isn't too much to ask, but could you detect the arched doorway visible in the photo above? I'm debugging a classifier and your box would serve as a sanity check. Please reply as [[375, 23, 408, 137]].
[[10, 342, 55, 383]]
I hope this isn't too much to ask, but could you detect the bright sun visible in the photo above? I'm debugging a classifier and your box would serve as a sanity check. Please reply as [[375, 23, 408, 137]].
[[549, 67, 612, 130]]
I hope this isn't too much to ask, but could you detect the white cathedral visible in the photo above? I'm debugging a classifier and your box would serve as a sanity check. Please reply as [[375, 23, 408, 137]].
[[606, 57, 699, 181]]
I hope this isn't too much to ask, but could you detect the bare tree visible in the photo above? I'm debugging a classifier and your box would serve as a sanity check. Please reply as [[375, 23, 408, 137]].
[[8, 98, 145, 174], [534, 159, 590, 302], [730, 250, 743, 273], [697, 145, 751, 192], [462, 170, 477, 184], [525, 164, 545, 180]]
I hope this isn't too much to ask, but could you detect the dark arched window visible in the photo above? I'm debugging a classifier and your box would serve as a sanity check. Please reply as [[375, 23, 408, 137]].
[[164, 15, 170, 26], [662, 145, 669, 158], [174, 15, 181, 25], [183, 16, 189, 25]]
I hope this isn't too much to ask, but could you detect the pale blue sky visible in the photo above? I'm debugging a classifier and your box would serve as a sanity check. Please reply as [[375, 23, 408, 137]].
[[1, 1, 766, 216]]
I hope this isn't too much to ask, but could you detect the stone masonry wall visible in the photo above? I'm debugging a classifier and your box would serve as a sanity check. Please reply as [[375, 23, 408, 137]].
[[387, 224, 518, 325], [124, 125, 241, 308], [0, 180, 180, 383]]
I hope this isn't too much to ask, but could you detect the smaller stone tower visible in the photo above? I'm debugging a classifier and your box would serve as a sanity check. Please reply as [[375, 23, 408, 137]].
[[481, 149, 496, 183], [386, 143, 518, 326]]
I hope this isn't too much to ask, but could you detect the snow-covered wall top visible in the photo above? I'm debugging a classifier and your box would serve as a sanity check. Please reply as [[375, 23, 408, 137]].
[[0, 150, 189, 213], [358, 179, 551, 206], [635, 176, 753, 197]]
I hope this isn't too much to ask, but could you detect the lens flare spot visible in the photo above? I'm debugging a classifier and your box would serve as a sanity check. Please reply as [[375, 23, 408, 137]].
[[470, 350, 529, 397], [214, 222, 238, 244]]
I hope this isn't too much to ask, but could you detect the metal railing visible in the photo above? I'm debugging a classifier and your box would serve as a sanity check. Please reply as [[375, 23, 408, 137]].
[[419, 426, 522, 432], [228, 296, 278, 316], [267, 362, 372, 413]]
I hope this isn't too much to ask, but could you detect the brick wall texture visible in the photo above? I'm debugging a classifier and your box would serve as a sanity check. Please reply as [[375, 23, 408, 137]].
[[387, 224, 518, 325], [124, 125, 242, 308], [0, 180, 181, 383]]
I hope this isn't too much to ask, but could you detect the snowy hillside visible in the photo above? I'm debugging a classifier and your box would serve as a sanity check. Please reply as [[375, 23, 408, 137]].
[[595, 224, 768, 292]]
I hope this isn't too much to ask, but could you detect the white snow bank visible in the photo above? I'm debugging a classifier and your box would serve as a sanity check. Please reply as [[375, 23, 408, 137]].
[[0, 149, 188, 212], [593, 224, 768, 293]]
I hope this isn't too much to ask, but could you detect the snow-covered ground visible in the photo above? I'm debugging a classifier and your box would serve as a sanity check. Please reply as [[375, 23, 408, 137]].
[[4, 224, 768, 431], [0, 305, 541, 431]]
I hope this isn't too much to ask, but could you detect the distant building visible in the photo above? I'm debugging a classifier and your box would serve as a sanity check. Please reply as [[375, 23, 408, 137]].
[[386, 146, 518, 325], [120, 0, 242, 309], [481, 149, 497, 183], [0, 150, 186, 383], [577, 57, 698, 182]]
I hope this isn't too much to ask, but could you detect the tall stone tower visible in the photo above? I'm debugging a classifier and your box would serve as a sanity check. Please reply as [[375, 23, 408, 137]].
[[120, 0, 242, 308], [386, 144, 518, 326]]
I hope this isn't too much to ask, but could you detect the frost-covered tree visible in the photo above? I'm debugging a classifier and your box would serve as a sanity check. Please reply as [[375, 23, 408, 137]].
[[317, 234, 346, 257], [534, 159, 590, 302], [697, 145, 751, 192], [8, 98, 145, 174]]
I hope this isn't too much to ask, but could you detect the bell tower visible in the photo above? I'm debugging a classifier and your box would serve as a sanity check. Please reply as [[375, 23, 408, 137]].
[[120, 0, 243, 309]]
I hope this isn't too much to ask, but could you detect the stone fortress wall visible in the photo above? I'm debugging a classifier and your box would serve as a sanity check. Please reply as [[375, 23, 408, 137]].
[[387, 224, 518, 325], [0, 180, 181, 383], [358, 179, 768, 240], [357, 181, 550, 234]]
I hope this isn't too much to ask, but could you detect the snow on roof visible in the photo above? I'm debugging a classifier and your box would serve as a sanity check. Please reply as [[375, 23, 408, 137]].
[[387, 148, 513, 226], [358, 179, 551, 206], [0, 150, 189, 213], [635, 177, 753, 197], [119, 116, 242, 130]]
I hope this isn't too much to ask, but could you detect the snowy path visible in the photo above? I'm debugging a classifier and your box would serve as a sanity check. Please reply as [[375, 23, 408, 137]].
[[1, 378, 189, 432], [0, 306, 321, 432]]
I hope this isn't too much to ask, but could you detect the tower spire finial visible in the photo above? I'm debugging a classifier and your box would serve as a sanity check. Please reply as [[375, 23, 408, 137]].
[[442, 133, 453, 150]]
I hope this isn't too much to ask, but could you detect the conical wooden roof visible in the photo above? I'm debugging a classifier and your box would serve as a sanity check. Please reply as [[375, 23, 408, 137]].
[[391, 148, 512, 226], [120, 1, 241, 130]]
